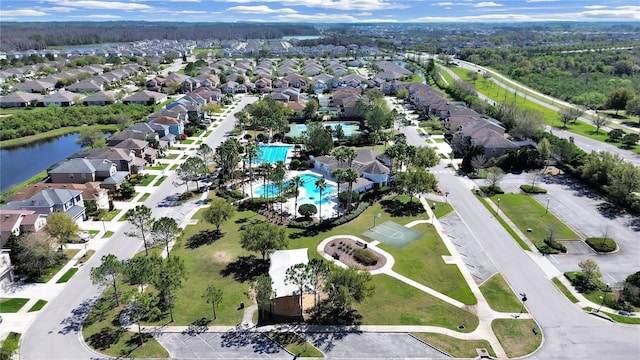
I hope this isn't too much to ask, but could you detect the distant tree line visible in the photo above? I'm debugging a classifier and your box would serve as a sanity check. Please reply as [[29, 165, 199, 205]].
[[0, 22, 319, 51]]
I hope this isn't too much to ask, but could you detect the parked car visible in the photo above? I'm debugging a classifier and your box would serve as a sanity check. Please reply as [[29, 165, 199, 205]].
[[78, 232, 91, 243]]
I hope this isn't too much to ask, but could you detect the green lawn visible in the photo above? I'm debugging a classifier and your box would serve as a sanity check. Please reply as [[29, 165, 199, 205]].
[[357, 274, 478, 331], [434, 138, 446, 143], [181, 139, 195, 144], [154, 176, 168, 186], [34, 249, 77, 283], [411, 333, 495, 358], [169, 164, 179, 171], [404, 73, 424, 84], [0, 332, 21, 360], [479, 274, 524, 313], [138, 193, 151, 202], [0, 298, 29, 313], [474, 194, 532, 251], [146, 164, 167, 170], [76, 250, 96, 265], [96, 209, 121, 221], [56, 267, 79, 283], [552, 277, 579, 303], [488, 194, 579, 244], [432, 201, 454, 218], [164, 153, 179, 160], [103, 231, 114, 238], [137, 175, 157, 186], [266, 332, 323, 357], [492, 319, 542, 358], [582, 307, 640, 325], [28, 299, 48, 312]]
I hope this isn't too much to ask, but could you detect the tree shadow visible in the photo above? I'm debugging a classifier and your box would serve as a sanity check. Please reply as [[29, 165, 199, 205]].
[[219, 326, 280, 354], [220, 255, 269, 282], [308, 300, 363, 326], [625, 218, 640, 232], [622, 121, 640, 128], [86, 326, 125, 350], [121, 332, 156, 357], [60, 297, 98, 334], [380, 198, 425, 217], [181, 317, 211, 336], [186, 229, 222, 249]]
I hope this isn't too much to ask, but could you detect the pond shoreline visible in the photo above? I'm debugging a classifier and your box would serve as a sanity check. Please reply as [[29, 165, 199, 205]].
[[0, 124, 119, 149]]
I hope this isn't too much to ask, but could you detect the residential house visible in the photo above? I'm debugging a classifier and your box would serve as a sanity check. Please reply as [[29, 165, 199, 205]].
[[0, 209, 47, 247], [285, 74, 307, 89], [67, 79, 104, 93], [2, 188, 87, 224], [38, 90, 82, 107], [148, 115, 184, 137], [0, 91, 43, 108], [113, 138, 158, 165], [75, 147, 138, 174], [13, 79, 55, 93], [83, 90, 116, 106], [0, 249, 16, 289], [123, 90, 167, 106], [6, 182, 109, 210], [48, 158, 118, 184], [146, 76, 165, 92], [107, 129, 154, 147], [311, 148, 392, 192]]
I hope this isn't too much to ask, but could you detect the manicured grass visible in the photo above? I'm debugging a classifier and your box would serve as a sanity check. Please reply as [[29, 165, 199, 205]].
[[474, 194, 532, 252], [552, 277, 579, 304], [76, 250, 96, 265], [0, 124, 118, 149], [488, 194, 579, 243], [154, 176, 168, 186], [411, 333, 495, 358], [164, 153, 179, 160], [96, 209, 121, 221], [479, 274, 524, 313], [266, 332, 323, 357], [28, 299, 48, 312], [138, 193, 151, 202], [520, 185, 548, 194], [582, 307, 640, 325], [0, 298, 29, 313], [492, 319, 541, 358], [585, 237, 617, 253], [181, 139, 195, 144], [82, 288, 169, 358], [404, 73, 425, 84], [434, 137, 446, 143], [169, 164, 179, 171], [0, 332, 21, 360], [137, 175, 157, 186], [34, 249, 77, 283], [357, 274, 478, 331], [147, 164, 168, 170], [432, 200, 454, 218], [103, 231, 114, 238], [435, 66, 455, 86], [56, 267, 79, 283]]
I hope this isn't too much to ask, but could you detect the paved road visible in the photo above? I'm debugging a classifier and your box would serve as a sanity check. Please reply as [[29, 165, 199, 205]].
[[405, 125, 640, 359], [19, 96, 256, 360]]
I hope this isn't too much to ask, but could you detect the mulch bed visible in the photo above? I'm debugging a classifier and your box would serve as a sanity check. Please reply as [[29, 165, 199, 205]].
[[324, 237, 386, 271]]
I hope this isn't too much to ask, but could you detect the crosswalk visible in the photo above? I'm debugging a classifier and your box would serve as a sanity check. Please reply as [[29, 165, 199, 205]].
[[431, 169, 455, 174]]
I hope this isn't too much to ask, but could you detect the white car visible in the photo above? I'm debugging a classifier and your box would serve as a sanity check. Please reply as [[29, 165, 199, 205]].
[[78, 232, 91, 243]]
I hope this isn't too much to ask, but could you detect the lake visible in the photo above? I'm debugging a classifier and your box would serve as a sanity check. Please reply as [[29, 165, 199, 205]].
[[0, 133, 83, 193]]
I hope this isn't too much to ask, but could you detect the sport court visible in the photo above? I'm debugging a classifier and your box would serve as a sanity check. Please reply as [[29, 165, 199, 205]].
[[362, 221, 423, 248]]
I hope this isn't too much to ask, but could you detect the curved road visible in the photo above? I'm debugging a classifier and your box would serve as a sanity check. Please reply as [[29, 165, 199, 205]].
[[20, 95, 257, 360], [403, 126, 640, 359]]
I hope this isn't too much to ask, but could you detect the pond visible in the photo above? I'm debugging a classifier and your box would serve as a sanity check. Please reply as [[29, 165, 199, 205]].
[[0, 133, 83, 193]]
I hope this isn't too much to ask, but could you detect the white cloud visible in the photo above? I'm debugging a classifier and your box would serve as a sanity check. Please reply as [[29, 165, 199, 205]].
[[227, 5, 297, 14], [0, 9, 48, 16], [576, 8, 640, 20], [70, 14, 122, 18], [526, 0, 556, 2], [584, 5, 607, 10], [168, 0, 201, 2], [432, 2, 465, 6], [43, 0, 152, 10], [46, 7, 76, 12], [414, 13, 531, 21], [224, 0, 408, 11], [474, 2, 503, 7], [356, 12, 372, 16], [273, 12, 357, 21]]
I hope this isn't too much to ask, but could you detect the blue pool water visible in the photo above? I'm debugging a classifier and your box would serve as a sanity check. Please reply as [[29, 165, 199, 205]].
[[255, 173, 335, 206], [253, 145, 293, 164], [291, 122, 360, 138]]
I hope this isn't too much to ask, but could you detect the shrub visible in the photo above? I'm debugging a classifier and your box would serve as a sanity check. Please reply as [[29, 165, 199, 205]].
[[585, 237, 617, 253], [298, 203, 317, 218], [289, 159, 301, 170], [299, 160, 311, 169], [520, 185, 548, 193], [479, 185, 504, 195], [0, 332, 21, 360], [353, 248, 378, 266]]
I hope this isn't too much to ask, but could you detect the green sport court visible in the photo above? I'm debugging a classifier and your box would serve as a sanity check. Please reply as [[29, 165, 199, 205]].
[[362, 221, 423, 249]]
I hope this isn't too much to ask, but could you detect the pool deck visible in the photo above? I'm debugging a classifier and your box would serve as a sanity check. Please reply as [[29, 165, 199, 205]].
[[246, 170, 341, 221]]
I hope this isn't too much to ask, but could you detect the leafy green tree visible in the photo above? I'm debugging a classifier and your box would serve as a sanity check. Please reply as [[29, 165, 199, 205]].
[[411, 146, 439, 168], [308, 259, 330, 313], [342, 168, 359, 212], [76, 129, 106, 149], [578, 259, 601, 288], [6, 234, 64, 280], [537, 138, 551, 170], [621, 133, 639, 148], [91, 254, 125, 306], [179, 156, 207, 192], [154, 256, 187, 322], [606, 88, 634, 115], [204, 198, 236, 234], [485, 167, 504, 190], [315, 177, 328, 222], [591, 114, 609, 133], [201, 102, 221, 117], [244, 141, 260, 199], [625, 97, 640, 121], [202, 285, 224, 320], [364, 98, 393, 132], [240, 222, 288, 260], [305, 121, 334, 156], [197, 144, 214, 174], [152, 217, 181, 258], [214, 138, 243, 188], [125, 205, 154, 257], [394, 167, 438, 202], [324, 265, 374, 314], [622, 271, 640, 307], [126, 290, 155, 346], [604, 162, 640, 206], [124, 254, 159, 290], [608, 128, 626, 141], [285, 263, 312, 316], [44, 212, 80, 245], [251, 274, 276, 321], [558, 107, 584, 128], [298, 203, 317, 219], [303, 97, 319, 119]]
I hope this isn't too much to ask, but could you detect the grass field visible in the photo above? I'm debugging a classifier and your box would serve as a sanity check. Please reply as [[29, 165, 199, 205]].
[[138, 193, 151, 202], [96, 209, 121, 221], [76, 250, 96, 266], [432, 201, 454, 218], [34, 249, 78, 283], [146, 164, 167, 170], [474, 194, 532, 251], [28, 299, 48, 312], [411, 333, 495, 358], [103, 231, 114, 238], [154, 176, 168, 186], [487, 194, 579, 244], [582, 307, 640, 325], [56, 267, 79, 283], [0, 124, 119, 149], [492, 319, 541, 358], [0, 332, 21, 359], [137, 175, 157, 186], [479, 274, 524, 313], [266, 332, 323, 357], [552, 277, 579, 303], [0, 298, 29, 313]]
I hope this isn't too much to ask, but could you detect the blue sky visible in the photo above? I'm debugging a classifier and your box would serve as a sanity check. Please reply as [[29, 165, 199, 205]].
[[1, 1, 638, 22]]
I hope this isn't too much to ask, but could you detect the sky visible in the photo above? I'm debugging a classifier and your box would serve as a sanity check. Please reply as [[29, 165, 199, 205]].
[[1, 0, 639, 23]]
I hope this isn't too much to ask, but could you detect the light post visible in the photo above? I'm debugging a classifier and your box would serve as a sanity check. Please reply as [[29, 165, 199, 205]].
[[545, 197, 550, 214], [373, 213, 381, 229], [597, 283, 611, 312], [102, 220, 107, 233], [445, 192, 449, 203], [517, 292, 527, 318], [496, 198, 501, 216]]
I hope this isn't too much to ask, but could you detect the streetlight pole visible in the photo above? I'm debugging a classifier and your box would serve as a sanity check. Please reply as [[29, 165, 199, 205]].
[[597, 283, 611, 312], [496, 198, 501, 216], [445, 192, 449, 203], [517, 292, 527, 318], [545, 197, 550, 214]]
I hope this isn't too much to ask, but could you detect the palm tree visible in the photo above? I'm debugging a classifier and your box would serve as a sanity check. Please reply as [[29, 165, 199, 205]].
[[332, 168, 346, 204], [343, 147, 358, 167], [258, 163, 273, 208], [290, 175, 305, 218], [332, 147, 347, 168], [343, 168, 359, 213], [245, 141, 260, 199], [315, 177, 327, 222], [271, 161, 287, 220]]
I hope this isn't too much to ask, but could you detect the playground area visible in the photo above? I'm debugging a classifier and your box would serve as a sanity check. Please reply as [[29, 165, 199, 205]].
[[362, 221, 423, 248]]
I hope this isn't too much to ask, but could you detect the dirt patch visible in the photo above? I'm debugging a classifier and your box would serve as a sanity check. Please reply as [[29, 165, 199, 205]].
[[324, 237, 386, 271], [543, 166, 563, 176], [211, 251, 233, 263]]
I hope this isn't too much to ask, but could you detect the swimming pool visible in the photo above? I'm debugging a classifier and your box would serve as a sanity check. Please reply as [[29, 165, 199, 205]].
[[287, 122, 361, 139], [253, 145, 293, 164], [255, 173, 335, 206]]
